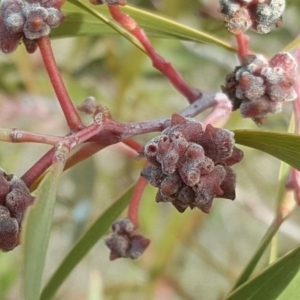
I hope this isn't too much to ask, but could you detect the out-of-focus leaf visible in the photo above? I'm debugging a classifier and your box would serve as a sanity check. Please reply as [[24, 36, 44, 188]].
[[234, 130, 300, 171], [52, 1, 236, 52], [22, 157, 66, 300], [62, 0, 145, 52], [283, 37, 300, 52], [40, 185, 134, 300], [229, 120, 296, 292], [225, 244, 300, 300]]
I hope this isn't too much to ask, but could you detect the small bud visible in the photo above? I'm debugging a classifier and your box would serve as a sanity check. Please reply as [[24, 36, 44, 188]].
[[223, 52, 297, 123], [160, 172, 182, 196], [219, 0, 285, 34], [0, 205, 19, 251], [105, 219, 150, 260], [112, 218, 134, 235], [5, 176, 34, 225], [23, 37, 38, 53], [0, 0, 66, 53], [199, 125, 235, 164], [193, 165, 226, 212], [140, 164, 165, 188], [0, 172, 10, 205]]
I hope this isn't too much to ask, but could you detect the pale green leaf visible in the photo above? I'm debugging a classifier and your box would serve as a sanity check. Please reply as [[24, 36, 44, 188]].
[[283, 36, 300, 52], [234, 130, 300, 171], [22, 159, 65, 300], [225, 244, 300, 300], [229, 122, 296, 292], [40, 185, 133, 300], [52, 1, 236, 52]]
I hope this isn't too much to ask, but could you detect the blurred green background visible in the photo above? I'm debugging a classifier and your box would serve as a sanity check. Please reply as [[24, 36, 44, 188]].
[[0, 0, 300, 299]]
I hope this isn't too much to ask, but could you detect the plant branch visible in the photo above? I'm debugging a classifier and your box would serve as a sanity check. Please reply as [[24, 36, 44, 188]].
[[37, 36, 83, 130], [21, 148, 55, 189], [127, 176, 148, 228], [235, 33, 250, 62], [201, 92, 232, 127], [20, 91, 219, 189], [0, 128, 63, 145], [107, 5, 201, 103]]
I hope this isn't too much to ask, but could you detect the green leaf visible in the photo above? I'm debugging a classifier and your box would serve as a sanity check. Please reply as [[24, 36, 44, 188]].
[[52, 1, 236, 52], [233, 130, 300, 171], [40, 185, 134, 300], [61, 0, 145, 52], [228, 218, 285, 293], [229, 121, 296, 293], [283, 36, 300, 52], [225, 244, 300, 300], [22, 158, 65, 300]]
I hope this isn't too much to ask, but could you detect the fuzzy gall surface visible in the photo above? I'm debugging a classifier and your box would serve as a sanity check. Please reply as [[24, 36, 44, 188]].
[[105, 218, 150, 260], [0, 169, 34, 251], [222, 52, 297, 124], [219, 0, 285, 34], [0, 0, 65, 53], [140, 114, 243, 213]]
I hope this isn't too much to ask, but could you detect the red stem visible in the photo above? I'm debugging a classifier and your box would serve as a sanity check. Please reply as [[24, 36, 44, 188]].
[[37, 36, 83, 130], [20, 90, 219, 189], [235, 33, 250, 62], [9, 129, 62, 145], [127, 176, 148, 228], [21, 148, 54, 188], [108, 5, 201, 103], [122, 138, 142, 152]]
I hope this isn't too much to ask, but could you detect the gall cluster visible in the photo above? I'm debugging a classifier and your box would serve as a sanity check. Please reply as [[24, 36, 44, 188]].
[[0, 0, 65, 54], [0, 169, 34, 251], [219, 0, 285, 34], [105, 218, 150, 260], [222, 52, 297, 124], [140, 114, 243, 213]]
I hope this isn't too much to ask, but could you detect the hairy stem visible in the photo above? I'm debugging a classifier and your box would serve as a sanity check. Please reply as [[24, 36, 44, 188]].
[[37, 36, 83, 130]]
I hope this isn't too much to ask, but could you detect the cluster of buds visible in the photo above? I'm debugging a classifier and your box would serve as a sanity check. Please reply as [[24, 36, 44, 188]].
[[0, 169, 34, 251], [222, 52, 298, 124], [219, 0, 285, 35], [140, 114, 243, 213], [0, 0, 65, 54], [105, 218, 150, 260]]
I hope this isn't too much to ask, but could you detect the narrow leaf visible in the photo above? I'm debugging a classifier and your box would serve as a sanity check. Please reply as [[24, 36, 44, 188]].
[[228, 217, 285, 292], [122, 6, 235, 51], [40, 185, 133, 300], [229, 121, 296, 292], [63, 0, 145, 52], [233, 130, 300, 171], [53, 1, 236, 52], [283, 36, 300, 52], [22, 157, 66, 300], [225, 244, 300, 300]]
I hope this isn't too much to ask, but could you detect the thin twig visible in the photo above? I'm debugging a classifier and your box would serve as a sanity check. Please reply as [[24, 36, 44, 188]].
[[127, 176, 148, 228], [0, 128, 62, 145], [37, 36, 83, 130], [107, 5, 201, 103]]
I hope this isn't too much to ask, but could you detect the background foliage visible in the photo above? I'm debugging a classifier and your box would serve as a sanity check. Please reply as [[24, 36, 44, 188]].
[[1, 0, 300, 299]]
